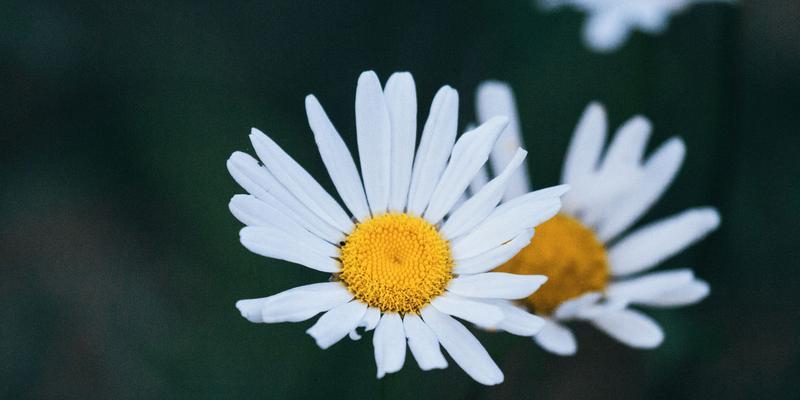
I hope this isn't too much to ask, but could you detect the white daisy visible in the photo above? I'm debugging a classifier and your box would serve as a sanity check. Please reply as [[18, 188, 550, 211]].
[[471, 81, 719, 355], [538, 0, 734, 52], [227, 71, 567, 384]]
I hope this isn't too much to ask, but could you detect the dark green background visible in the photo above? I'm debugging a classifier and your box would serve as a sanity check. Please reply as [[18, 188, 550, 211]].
[[2, 1, 798, 398]]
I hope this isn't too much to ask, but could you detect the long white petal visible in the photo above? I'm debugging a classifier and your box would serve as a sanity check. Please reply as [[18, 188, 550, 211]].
[[305, 95, 371, 221], [452, 228, 534, 275], [469, 166, 490, 194], [242, 282, 352, 323], [306, 301, 367, 349], [373, 313, 407, 378], [591, 309, 664, 348], [385, 72, 417, 213], [447, 273, 547, 300], [600, 115, 651, 173], [424, 116, 509, 224], [441, 149, 527, 240], [227, 152, 344, 243], [606, 269, 695, 302], [534, 320, 577, 356], [406, 86, 459, 215], [239, 227, 340, 273], [552, 292, 602, 320], [561, 102, 606, 186], [229, 194, 307, 236], [249, 129, 354, 233], [475, 81, 531, 199], [595, 137, 686, 241], [349, 306, 382, 340], [609, 207, 720, 276], [430, 292, 504, 327], [403, 314, 448, 370], [451, 196, 561, 260], [356, 71, 392, 215], [421, 306, 504, 386], [488, 300, 546, 337], [232, 198, 339, 258], [637, 279, 710, 308]]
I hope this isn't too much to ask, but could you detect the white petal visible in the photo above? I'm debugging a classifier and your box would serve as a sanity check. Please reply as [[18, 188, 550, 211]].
[[600, 115, 652, 173], [348, 306, 382, 341], [373, 313, 406, 378], [305, 95, 371, 221], [362, 307, 381, 331], [609, 207, 720, 276], [406, 86, 459, 215], [232, 199, 339, 258], [234, 297, 271, 323], [475, 81, 531, 200], [229, 194, 306, 236], [606, 269, 695, 302], [441, 149, 527, 240], [249, 129, 354, 233], [356, 71, 392, 215], [421, 306, 504, 386], [592, 309, 664, 348], [575, 297, 631, 320], [403, 314, 448, 370], [452, 228, 534, 275], [596, 137, 686, 241], [451, 194, 562, 259], [306, 301, 367, 349], [552, 292, 603, 320], [583, 10, 632, 52], [424, 116, 509, 224], [489, 300, 546, 337], [561, 102, 606, 186], [250, 282, 353, 323], [239, 227, 340, 273], [469, 166, 490, 194], [637, 279, 710, 308], [385, 72, 417, 213], [430, 292, 504, 327], [534, 320, 577, 356], [227, 152, 344, 243], [447, 273, 547, 300]]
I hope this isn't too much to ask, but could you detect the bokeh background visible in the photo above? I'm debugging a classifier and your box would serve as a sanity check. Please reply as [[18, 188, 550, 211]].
[[3, 0, 799, 398]]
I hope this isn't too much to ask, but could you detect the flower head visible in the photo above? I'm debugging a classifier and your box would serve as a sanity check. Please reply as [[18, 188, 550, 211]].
[[539, 0, 735, 52], [473, 81, 718, 355], [228, 71, 566, 384]]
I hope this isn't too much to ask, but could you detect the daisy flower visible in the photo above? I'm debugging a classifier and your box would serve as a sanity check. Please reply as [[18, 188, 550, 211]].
[[471, 81, 719, 355], [538, 0, 734, 52], [227, 71, 567, 384]]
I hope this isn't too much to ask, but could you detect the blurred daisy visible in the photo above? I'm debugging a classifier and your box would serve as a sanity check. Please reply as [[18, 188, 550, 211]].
[[472, 81, 719, 355], [227, 71, 566, 384], [538, 0, 734, 52]]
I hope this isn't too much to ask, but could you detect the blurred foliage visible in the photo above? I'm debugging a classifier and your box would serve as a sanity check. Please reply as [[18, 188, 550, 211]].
[[1, 0, 798, 399]]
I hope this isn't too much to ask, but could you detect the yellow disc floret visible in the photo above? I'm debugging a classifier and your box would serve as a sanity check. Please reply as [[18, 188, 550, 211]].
[[494, 214, 609, 315], [338, 213, 453, 314]]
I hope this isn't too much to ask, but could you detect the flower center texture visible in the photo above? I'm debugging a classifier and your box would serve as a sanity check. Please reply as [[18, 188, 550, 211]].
[[494, 214, 609, 315], [338, 213, 454, 314]]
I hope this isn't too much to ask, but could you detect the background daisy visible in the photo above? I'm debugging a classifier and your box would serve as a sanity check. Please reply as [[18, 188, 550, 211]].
[[538, 0, 735, 52], [228, 71, 566, 384], [472, 81, 719, 355]]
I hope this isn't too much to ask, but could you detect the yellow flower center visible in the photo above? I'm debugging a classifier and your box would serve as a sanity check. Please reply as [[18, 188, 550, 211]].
[[337, 213, 453, 314], [494, 214, 609, 315]]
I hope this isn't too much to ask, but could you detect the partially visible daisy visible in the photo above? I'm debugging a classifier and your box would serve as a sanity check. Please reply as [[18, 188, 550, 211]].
[[538, 0, 734, 52], [227, 71, 567, 384], [472, 81, 719, 355]]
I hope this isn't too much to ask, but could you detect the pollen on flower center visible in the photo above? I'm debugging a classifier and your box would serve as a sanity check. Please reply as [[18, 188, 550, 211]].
[[494, 214, 609, 315], [337, 213, 454, 314]]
